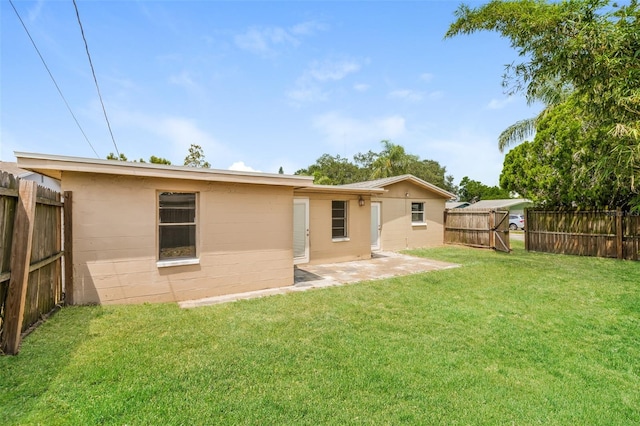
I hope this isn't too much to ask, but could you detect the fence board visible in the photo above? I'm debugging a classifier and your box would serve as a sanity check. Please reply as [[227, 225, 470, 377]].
[[444, 209, 510, 251], [525, 209, 640, 260], [0, 170, 63, 354]]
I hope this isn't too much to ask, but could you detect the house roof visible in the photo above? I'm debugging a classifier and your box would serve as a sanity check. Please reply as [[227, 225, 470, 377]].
[[295, 184, 385, 195], [464, 199, 533, 210], [15, 152, 315, 188], [1, 161, 32, 178], [338, 174, 455, 199], [446, 201, 470, 209]]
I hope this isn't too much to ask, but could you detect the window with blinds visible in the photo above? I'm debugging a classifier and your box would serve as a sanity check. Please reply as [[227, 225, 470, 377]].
[[332, 200, 348, 239], [158, 192, 197, 260]]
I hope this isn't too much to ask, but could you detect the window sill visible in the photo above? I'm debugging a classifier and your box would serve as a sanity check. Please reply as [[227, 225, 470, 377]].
[[411, 222, 427, 227], [332, 237, 351, 242], [157, 258, 200, 268]]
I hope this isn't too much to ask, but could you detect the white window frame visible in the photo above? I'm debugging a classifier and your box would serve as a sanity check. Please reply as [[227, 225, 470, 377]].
[[157, 191, 199, 267], [331, 200, 349, 241], [411, 201, 427, 226]]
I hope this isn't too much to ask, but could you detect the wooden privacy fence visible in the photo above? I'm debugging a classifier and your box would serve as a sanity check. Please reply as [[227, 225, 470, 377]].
[[0, 171, 64, 355], [525, 209, 640, 260], [444, 209, 510, 252]]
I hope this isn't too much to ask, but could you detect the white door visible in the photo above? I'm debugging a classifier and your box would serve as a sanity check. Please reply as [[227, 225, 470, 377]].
[[371, 202, 381, 251], [293, 198, 309, 264]]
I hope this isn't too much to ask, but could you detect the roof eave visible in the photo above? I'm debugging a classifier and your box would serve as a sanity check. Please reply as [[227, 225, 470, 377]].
[[15, 152, 315, 188]]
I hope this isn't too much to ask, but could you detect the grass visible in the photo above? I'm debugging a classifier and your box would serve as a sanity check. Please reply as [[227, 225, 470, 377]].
[[1, 241, 639, 424]]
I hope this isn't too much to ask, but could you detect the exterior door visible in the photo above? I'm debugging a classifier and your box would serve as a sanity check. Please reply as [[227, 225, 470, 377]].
[[371, 202, 381, 251], [293, 198, 309, 264]]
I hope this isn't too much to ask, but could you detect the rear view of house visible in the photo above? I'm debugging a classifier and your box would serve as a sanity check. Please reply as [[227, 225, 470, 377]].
[[16, 153, 454, 305], [341, 175, 455, 252]]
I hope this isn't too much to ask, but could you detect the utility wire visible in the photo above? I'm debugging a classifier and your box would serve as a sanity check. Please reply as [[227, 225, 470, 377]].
[[72, 0, 120, 157], [9, 0, 100, 158]]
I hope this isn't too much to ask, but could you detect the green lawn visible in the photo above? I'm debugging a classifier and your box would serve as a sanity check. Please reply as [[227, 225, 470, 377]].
[[2, 242, 639, 425]]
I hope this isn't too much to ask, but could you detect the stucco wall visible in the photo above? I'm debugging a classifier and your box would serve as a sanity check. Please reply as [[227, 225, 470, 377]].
[[295, 192, 371, 264], [63, 172, 294, 304], [372, 181, 446, 251]]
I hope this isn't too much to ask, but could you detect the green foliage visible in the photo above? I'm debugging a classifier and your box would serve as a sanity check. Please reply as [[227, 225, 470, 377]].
[[447, 0, 640, 210], [295, 153, 365, 185], [106, 152, 128, 161], [106, 153, 171, 165], [296, 141, 457, 193], [149, 156, 171, 165], [183, 144, 211, 168], [458, 176, 511, 202], [278, 166, 284, 174], [500, 97, 639, 209], [2, 245, 639, 424]]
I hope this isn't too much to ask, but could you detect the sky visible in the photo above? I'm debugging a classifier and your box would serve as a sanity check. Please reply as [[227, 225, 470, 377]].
[[1, 0, 541, 186]]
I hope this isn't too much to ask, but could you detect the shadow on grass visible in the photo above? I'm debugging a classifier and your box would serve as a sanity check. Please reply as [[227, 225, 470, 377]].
[[0, 305, 102, 423]]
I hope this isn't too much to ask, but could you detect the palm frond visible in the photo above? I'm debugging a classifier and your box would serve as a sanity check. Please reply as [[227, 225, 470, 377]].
[[498, 117, 537, 152]]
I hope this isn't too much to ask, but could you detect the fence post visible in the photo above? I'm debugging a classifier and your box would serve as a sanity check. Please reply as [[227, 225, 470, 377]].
[[616, 207, 623, 259], [63, 191, 74, 305], [488, 210, 495, 249], [2, 180, 37, 355], [524, 208, 530, 251]]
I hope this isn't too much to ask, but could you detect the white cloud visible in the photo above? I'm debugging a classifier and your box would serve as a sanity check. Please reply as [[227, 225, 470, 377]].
[[420, 73, 434, 82], [421, 128, 505, 185], [487, 97, 515, 110], [286, 86, 328, 103], [388, 89, 423, 102], [111, 109, 231, 166], [168, 71, 200, 92], [28, 0, 45, 23], [353, 83, 370, 92], [290, 20, 328, 36], [308, 59, 362, 82], [228, 161, 261, 172], [312, 112, 407, 148], [287, 58, 367, 104], [428, 91, 445, 100], [235, 21, 327, 56]]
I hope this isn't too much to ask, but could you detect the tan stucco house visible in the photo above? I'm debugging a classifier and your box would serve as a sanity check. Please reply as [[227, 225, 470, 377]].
[[339, 175, 455, 251], [16, 153, 453, 305]]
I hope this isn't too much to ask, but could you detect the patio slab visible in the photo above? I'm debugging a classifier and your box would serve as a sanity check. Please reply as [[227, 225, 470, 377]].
[[179, 251, 459, 308]]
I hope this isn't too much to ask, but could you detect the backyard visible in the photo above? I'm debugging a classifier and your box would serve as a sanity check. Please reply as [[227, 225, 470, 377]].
[[1, 241, 639, 424]]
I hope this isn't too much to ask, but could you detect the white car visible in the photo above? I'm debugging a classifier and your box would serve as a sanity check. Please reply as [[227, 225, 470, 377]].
[[509, 214, 525, 230]]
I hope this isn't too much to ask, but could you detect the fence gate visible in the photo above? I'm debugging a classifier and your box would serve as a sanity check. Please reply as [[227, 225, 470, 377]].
[[491, 210, 510, 253], [444, 209, 510, 252]]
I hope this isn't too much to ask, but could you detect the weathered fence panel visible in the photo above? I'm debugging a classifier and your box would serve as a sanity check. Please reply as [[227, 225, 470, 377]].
[[0, 171, 63, 354], [444, 209, 510, 252], [525, 209, 640, 260]]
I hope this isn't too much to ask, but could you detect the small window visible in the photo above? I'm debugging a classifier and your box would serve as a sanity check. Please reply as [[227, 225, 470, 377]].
[[159, 192, 196, 260], [411, 202, 425, 224], [332, 200, 348, 239]]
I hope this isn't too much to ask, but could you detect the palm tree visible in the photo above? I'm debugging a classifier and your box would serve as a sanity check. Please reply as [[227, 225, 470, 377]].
[[371, 141, 418, 178], [498, 80, 571, 152]]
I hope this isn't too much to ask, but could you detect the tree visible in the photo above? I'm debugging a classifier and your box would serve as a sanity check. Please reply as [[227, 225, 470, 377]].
[[295, 141, 457, 193], [500, 97, 639, 209], [149, 156, 171, 165], [370, 141, 418, 178], [106, 153, 171, 165], [106, 152, 128, 161], [184, 144, 211, 168], [446, 0, 640, 210], [295, 154, 363, 185], [278, 166, 284, 174], [458, 176, 510, 202]]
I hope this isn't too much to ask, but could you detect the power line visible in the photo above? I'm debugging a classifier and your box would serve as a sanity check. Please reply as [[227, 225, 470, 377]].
[[8, 0, 100, 158], [72, 0, 120, 157]]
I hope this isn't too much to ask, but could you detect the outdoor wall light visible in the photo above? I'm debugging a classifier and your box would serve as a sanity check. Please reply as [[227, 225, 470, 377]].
[[358, 195, 365, 207]]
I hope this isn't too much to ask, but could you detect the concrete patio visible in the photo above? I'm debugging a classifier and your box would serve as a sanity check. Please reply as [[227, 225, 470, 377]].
[[179, 252, 459, 308]]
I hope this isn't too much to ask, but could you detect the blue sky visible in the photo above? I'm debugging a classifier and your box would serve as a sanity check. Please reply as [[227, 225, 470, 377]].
[[1, 0, 540, 186]]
